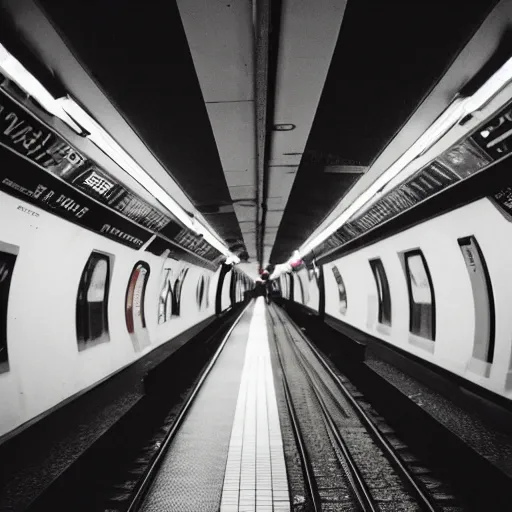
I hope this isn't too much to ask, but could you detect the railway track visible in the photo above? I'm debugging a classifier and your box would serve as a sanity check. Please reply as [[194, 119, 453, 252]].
[[268, 304, 464, 512], [125, 302, 250, 512], [26, 303, 250, 512]]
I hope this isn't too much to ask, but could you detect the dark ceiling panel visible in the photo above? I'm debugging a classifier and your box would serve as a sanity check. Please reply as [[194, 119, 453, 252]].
[[35, 0, 244, 248], [270, 164, 359, 262], [202, 211, 250, 260], [271, 0, 499, 263]]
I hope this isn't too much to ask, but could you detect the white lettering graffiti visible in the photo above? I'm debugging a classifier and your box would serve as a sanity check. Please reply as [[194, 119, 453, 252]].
[[0, 103, 85, 173], [2, 178, 33, 197], [100, 224, 144, 247], [41, 192, 89, 218], [17, 205, 39, 217], [83, 171, 114, 196]]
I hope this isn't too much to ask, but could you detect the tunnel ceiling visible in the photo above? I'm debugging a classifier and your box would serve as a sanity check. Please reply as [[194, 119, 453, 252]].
[[19, 0, 500, 268], [269, 0, 499, 263], [33, 0, 245, 253]]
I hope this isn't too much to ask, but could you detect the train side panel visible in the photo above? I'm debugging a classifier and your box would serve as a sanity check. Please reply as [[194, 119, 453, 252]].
[[0, 191, 234, 438], [323, 197, 512, 398]]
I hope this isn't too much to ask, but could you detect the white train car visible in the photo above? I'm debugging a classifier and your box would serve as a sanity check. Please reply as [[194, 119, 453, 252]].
[[0, 88, 250, 442], [0, 190, 250, 440], [283, 195, 512, 401]]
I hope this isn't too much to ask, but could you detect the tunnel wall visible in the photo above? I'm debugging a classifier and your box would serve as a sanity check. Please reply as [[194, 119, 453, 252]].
[[321, 196, 512, 398], [0, 190, 248, 439]]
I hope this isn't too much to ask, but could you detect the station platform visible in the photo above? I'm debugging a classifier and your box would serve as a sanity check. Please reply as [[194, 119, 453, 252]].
[[140, 298, 291, 512]]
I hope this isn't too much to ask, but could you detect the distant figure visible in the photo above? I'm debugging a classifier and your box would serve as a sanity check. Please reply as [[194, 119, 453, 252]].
[[252, 280, 267, 300], [254, 251, 304, 304]]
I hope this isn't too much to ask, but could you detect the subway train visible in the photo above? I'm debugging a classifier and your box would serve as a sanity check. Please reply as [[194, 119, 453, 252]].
[[0, 83, 252, 442], [277, 194, 512, 403], [0, 195, 251, 440]]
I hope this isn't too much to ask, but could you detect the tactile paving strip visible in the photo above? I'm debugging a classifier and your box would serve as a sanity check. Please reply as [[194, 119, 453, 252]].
[[140, 304, 254, 512], [220, 299, 290, 512]]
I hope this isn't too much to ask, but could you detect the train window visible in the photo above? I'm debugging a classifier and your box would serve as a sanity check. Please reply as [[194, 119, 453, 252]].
[[196, 274, 211, 310], [196, 275, 205, 309], [403, 251, 435, 340], [331, 265, 347, 314], [76, 251, 111, 350], [370, 258, 392, 326], [204, 275, 211, 308], [0, 244, 18, 373], [458, 236, 495, 374], [125, 262, 150, 335]]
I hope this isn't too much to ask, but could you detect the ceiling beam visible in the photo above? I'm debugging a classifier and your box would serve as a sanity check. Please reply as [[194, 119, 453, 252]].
[[254, 0, 272, 268]]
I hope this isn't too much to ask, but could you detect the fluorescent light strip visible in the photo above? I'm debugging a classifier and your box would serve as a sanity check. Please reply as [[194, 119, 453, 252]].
[[298, 100, 468, 256], [465, 56, 512, 114], [58, 98, 237, 259], [58, 97, 193, 227], [0, 42, 236, 259], [298, 55, 512, 258], [0, 44, 83, 134]]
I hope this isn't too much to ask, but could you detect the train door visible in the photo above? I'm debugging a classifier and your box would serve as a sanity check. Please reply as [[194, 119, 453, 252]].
[[403, 250, 435, 341], [196, 273, 212, 311], [369, 258, 392, 328], [76, 251, 112, 350]]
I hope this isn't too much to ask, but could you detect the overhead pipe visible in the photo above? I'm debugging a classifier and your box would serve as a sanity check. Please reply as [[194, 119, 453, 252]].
[[254, 0, 283, 269], [254, 0, 271, 268]]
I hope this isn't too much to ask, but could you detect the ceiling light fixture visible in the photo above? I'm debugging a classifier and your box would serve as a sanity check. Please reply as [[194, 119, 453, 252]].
[[0, 43, 83, 134], [273, 123, 296, 131], [298, 55, 512, 258]]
